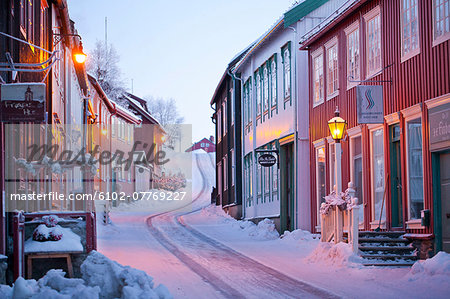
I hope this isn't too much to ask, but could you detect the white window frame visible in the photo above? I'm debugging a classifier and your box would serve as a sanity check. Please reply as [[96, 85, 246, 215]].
[[231, 149, 235, 186], [400, 0, 420, 62], [314, 139, 326, 230], [282, 46, 291, 101], [432, 0, 450, 46], [223, 99, 227, 136], [256, 71, 262, 117], [270, 57, 277, 108], [230, 87, 234, 126], [324, 37, 339, 100], [263, 65, 269, 113], [368, 124, 386, 229], [218, 161, 222, 200], [345, 21, 360, 90], [364, 6, 382, 78], [223, 156, 228, 191], [402, 104, 425, 228], [312, 47, 324, 107], [326, 137, 336, 193], [217, 107, 221, 142], [348, 126, 364, 228]]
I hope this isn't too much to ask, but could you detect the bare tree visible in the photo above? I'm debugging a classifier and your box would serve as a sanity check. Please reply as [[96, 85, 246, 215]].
[[87, 40, 127, 104], [145, 97, 185, 149]]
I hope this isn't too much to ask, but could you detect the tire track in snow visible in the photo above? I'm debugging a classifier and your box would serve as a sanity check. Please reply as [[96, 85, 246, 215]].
[[147, 153, 339, 298]]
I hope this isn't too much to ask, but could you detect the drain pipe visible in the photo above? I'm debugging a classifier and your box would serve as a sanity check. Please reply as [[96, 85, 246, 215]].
[[287, 25, 298, 229]]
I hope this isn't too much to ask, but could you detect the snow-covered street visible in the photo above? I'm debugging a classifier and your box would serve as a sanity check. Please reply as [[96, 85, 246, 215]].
[[96, 152, 449, 299]]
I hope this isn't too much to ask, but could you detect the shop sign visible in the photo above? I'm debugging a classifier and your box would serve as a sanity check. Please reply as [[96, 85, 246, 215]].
[[429, 102, 450, 152], [357, 85, 383, 124], [1, 83, 46, 122], [258, 153, 277, 167]]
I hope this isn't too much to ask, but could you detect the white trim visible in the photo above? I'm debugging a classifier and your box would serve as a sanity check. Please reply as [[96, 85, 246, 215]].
[[400, 0, 421, 63], [432, 0, 450, 47], [312, 47, 325, 107], [328, 140, 336, 192], [345, 21, 361, 90], [325, 36, 339, 100], [347, 125, 363, 137], [406, 219, 425, 230], [425, 93, 450, 109], [369, 125, 385, 222], [384, 112, 400, 125], [315, 143, 326, 227], [403, 106, 425, 221], [363, 6, 382, 79], [313, 138, 326, 148]]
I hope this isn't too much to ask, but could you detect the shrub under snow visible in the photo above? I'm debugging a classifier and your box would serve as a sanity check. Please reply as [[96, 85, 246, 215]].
[[306, 242, 363, 268], [0, 251, 172, 299], [406, 251, 450, 282]]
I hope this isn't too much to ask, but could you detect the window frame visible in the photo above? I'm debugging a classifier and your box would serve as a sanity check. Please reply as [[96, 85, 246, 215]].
[[364, 6, 382, 78], [255, 70, 262, 121], [402, 104, 425, 228], [368, 124, 386, 229], [327, 137, 336, 193], [400, 0, 421, 62], [217, 107, 221, 142], [314, 139, 326, 230], [224, 155, 228, 191], [348, 126, 364, 227], [311, 47, 324, 107], [263, 64, 269, 116], [282, 42, 292, 107], [345, 21, 361, 90], [324, 37, 339, 100], [270, 54, 278, 113], [432, 0, 450, 46]]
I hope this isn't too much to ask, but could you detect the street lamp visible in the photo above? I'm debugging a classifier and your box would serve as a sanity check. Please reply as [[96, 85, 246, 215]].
[[73, 43, 87, 64], [328, 107, 347, 193]]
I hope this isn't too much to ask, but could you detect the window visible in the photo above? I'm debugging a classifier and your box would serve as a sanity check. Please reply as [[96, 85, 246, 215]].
[[256, 72, 262, 117], [328, 141, 336, 192], [315, 144, 326, 227], [325, 38, 338, 99], [217, 108, 221, 142], [370, 128, 385, 223], [406, 117, 424, 220], [257, 161, 262, 198], [346, 23, 360, 88], [218, 162, 222, 200], [20, 0, 35, 42], [350, 134, 364, 225], [271, 57, 277, 108], [224, 156, 228, 191], [312, 49, 324, 106], [401, 0, 420, 61], [282, 45, 291, 101], [272, 160, 278, 201], [111, 116, 116, 137], [230, 87, 234, 125], [433, 0, 450, 45], [244, 154, 253, 206], [222, 100, 227, 136], [365, 8, 381, 77], [231, 149, 235, 186], [243, 78, 252, 128], [263, 65, 269, 113], [264, 163, 270, 202]]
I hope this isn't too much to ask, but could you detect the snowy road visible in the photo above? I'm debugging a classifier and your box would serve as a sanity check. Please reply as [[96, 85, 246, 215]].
[[146, 153, 338, 299]]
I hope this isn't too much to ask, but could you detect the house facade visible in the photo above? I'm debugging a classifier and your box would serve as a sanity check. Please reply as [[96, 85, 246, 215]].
[[301, 0, 449, 256], [186, 136, 215, 153], [232, 0, 346, 232]]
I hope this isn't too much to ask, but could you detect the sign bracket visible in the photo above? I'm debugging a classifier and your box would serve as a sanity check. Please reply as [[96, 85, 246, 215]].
[[347, 63, 394, 84]]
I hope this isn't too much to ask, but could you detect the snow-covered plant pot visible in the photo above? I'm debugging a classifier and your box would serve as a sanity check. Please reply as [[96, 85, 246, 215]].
[[32, 224, 64, 242], [320, 188, 358, 215], [42, 215, 59, 227]]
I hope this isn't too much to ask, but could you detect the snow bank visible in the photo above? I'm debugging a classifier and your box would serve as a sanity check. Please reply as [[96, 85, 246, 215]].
[[25, 225, 83, 253], [306, 242, 363, 268], [406, 251, 450, 282], [0, 251, 172, 299], [232, 219, 280, 240]]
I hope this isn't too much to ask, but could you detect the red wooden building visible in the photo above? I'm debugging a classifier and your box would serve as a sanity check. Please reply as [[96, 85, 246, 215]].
[[186, 136, 216, 153], [301, 0, 449, 257]]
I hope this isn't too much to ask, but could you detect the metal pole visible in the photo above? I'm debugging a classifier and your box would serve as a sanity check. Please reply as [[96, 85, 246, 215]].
[[335, 141, 342, 193]]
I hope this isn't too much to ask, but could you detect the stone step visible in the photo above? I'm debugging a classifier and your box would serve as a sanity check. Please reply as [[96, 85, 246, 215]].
[[360, 253, 417, 260], [359, 245, 414, 251], [359, 231, 405, 238], [359, 237, 409, 243], [362, 261, 416, 267]]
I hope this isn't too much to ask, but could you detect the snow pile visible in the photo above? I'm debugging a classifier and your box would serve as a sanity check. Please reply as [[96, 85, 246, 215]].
[[81, 250, 172, 299], [280, 229, 319, 243], [406, 251, 450, 282], [231, 218, 280, 240], [25, 225, 83, 253], [306, 242, 363, 268], [0, 251, 172, 299]]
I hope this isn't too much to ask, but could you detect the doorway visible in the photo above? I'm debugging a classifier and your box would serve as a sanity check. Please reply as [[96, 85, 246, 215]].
[[280, 142, 294, 232], [389, 124, 403, 228], [434, 151, 450, 253]]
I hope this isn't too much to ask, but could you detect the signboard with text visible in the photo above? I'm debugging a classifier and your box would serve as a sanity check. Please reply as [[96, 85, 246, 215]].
[[1, 83, 46, 122], [258, 153, 277, 167], [429, 102, 450, 152], [357, 85, 383, 124]]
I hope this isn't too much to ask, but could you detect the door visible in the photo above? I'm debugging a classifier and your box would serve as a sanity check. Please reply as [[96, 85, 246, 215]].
[[280, 143, 294, 232], [390, 124, 403, 228], [440, 152, 450, 252]]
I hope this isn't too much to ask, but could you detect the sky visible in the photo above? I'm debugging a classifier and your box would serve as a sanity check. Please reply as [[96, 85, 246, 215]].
[[67, 0, 297, 142]]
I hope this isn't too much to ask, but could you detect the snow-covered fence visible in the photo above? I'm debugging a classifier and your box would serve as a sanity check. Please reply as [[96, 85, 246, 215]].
[[320, 182, 359, 253]]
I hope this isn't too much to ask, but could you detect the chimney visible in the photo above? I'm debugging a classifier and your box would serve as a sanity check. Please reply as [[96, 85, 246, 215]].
[[209, 135, 214, 143]]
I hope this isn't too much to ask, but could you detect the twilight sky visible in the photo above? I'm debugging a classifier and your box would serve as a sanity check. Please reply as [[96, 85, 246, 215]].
[[67, 0, 296, 142]]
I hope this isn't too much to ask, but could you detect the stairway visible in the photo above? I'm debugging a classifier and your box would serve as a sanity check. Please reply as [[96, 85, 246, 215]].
[[358, 231, 418, 266]]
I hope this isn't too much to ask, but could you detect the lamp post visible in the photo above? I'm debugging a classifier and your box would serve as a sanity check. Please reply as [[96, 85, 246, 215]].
[[328, 106, 347, 194]]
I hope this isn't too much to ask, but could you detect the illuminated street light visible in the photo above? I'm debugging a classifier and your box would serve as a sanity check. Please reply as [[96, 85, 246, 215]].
[[328, 107, 347, 193]]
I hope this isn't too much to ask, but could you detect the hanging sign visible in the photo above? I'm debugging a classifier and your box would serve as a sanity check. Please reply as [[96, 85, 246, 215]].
[[429, 102, 450, 152], [0, 83, 46, 122], [357, 85, 383, 124], [258, 153, 277, 167]]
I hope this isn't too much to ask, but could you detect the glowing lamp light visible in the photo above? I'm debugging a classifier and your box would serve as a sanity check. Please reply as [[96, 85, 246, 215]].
[[328, 107, 347, 142], [161, 135, 166, 142], [101, 128, 107, 136], [74, 52, 87, 64]]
